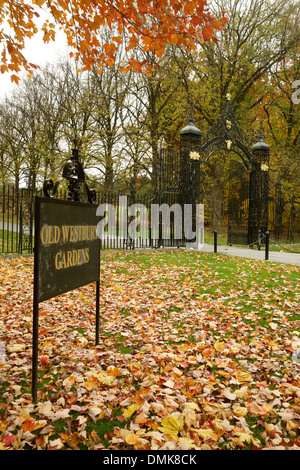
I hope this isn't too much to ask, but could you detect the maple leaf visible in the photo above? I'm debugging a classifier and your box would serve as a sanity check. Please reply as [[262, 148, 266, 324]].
[[123, 404, 138, 419], [247, 402, 271, 416], [222, 389, 237, 401], [63, 432, 84, 450], [125, 433, 140, 446], [21, 419, 47, 432], [158, 414, 184, 436], [2, 433, 17, 447], [192, 428, 216, 440], [214, 339, 226, 352], [235, 370, 252, 383]]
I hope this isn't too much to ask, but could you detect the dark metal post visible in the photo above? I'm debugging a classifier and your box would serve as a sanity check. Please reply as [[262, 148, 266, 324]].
[[265, 231, 269, 261], [95, 239, 101, 345], [95, 280, 100, 346], [214, 230, 217, 253], [32, 197, 40, 402]]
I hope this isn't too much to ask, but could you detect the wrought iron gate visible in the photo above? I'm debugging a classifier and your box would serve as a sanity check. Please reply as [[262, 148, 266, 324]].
[[157, 98, 271, 247], [227, 160, 250, 244]]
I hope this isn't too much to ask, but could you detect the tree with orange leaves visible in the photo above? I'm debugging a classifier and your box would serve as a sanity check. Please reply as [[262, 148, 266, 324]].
[[0, 0, 227, 83]]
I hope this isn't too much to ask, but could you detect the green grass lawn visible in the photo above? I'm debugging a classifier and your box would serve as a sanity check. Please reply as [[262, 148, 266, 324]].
[[0, 229, 19, 253]]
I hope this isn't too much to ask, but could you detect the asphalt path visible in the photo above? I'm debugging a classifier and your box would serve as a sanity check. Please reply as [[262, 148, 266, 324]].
[[198, 243, 300, 266]]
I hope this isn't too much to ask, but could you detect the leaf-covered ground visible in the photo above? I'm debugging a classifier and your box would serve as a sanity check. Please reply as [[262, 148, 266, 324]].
[[0, 250, 299, 450]]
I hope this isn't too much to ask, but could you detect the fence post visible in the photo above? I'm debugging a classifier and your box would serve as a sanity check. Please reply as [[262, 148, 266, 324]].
[[214, 230, 217, 253], [265, 231, 269, 261], [258, 229, 261, 250]]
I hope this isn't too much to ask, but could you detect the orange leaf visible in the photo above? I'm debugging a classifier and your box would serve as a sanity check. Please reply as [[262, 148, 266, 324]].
[[22, 419, 47, 432], [125, 433, 140, 446], [135, 413, 149, 425], [112, 36, 123, 45], [246, 402, 269, 416], [85, 376, 97, 391], [10, 75, 20, 85]]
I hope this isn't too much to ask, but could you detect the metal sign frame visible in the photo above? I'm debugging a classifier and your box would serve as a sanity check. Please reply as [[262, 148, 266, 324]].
[[32, 196, 101, 402]]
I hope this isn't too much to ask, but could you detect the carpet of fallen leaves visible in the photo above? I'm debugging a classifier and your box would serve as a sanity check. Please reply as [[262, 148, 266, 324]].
[[0, 250, 299, 450]]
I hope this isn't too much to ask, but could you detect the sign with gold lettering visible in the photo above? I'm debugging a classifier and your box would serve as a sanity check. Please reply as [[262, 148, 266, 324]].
[[34, 197, 100, 302], [32, 196, 101, 402]]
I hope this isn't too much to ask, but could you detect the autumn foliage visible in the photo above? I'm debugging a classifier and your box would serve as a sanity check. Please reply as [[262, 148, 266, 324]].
[[0, 0, 227, 83], [0, 251, 299, 450]]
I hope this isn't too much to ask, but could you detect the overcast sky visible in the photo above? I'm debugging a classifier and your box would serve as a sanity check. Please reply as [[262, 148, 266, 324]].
[[1, 14, 69, 98]]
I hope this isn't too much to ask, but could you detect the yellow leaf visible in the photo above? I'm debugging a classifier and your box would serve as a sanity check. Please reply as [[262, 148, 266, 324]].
[[286, 421, 298, 432], [0, 422, 7, 433], [214, 340, 226, 352], [125, 433, 140, 446], [232, 406, 248, 417], [192, 428, 214, 439], [178, 437, 195, 450], [65, 432, 84, 450], [234, 431, 253, 444], [85, 376, 97, 391], [231, 436, 245, 447], [107, 366, 121, 377], [158, 414, 184, 436], [124, 404, 138, 419], [236, 370, 252, 382], [94, 372, 115, 386], [186, 402, 201, 412]]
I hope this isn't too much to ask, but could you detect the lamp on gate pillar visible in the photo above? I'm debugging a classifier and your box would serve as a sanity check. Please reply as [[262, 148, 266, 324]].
[[180, 107, 202, 207], [248, 123, 270, 245]]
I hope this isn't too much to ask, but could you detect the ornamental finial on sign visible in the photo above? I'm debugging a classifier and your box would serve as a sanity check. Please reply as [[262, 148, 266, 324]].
[[43, 147, 96, 203]]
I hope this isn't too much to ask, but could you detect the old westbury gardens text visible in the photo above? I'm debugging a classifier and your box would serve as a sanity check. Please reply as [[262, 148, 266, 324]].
[[40, 224, 98, 270]]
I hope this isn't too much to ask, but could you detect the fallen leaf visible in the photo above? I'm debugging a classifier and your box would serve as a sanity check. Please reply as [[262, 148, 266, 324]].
[[125, 433, 140, 446], [192, 428, 215, 440], [247, 402, 270, 416], [214, 340, 226, 352], [236, 370, 252, 382], [124, 404, 138, 419], [21, 420, 47, 432], [158, 414, 184, 436], [222, 389, 237, 400]]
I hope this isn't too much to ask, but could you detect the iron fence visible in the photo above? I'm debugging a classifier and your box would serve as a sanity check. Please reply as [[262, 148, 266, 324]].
[[0, 184, 299, 255]]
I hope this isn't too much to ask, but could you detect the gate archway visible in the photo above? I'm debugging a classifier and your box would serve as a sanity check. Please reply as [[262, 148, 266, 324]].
[[158, 96, 270, 246]]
